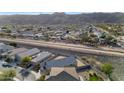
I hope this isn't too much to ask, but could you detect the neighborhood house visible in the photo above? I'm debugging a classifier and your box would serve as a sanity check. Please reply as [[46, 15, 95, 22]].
[[31, 51, 52, 64], [42, 56, 76, 70], [45, 67, 80, 81], [15, 48, 40, 61]]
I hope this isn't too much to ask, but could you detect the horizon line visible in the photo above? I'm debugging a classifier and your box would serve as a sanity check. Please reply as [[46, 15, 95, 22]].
[[0, 12, 124, 15]]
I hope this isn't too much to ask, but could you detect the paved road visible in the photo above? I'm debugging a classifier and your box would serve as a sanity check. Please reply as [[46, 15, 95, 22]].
[[0, 38, 124, 57]]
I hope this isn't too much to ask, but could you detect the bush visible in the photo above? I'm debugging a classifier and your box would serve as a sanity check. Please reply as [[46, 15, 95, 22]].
[[96, 24, 124, 36], [33, 64, 40, 72], [0, 75, 12, 81], [100, 33, 117, 46], [101, 63, 113, 77], [3, 69, 16, 78], [37, 75, 45, 81], [80, 32, 99, 46], [5, 29, 11, 33], [89, 73, 103, 81], [0, 70, 16, 81], [89, 75, 99, 81], [20, 56, 32, 68], [22, 56, 32, 63], [1, 26, 8, 29], [9, 42, 17, 47]]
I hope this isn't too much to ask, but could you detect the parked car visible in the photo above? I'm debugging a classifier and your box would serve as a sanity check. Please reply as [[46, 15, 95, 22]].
[[2, 63, 13, 68]]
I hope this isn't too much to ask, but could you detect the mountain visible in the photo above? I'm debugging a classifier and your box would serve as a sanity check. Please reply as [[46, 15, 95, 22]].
[[0, 12, 124, 25]]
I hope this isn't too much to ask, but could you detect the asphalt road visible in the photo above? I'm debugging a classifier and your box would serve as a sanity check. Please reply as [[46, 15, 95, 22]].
[[0, 38, 124, 57]]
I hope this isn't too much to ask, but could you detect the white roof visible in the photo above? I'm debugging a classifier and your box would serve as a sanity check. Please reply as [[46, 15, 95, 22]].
[[31, 51, 52, 63], [17, 48, 40, 58], [9, 48, 28, 56]]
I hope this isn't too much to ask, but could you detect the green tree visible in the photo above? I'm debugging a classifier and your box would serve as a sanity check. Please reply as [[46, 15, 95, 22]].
[[3, 69, 16, 78], [0, 70, 16, 81], [101, 63, 113, 74], [21, 56, 32, 67], [22, 56, 32, 63], [101, 63, 113, 80]]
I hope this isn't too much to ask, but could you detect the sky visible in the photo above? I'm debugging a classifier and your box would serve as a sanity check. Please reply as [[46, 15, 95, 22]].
[[0, 0, 124, 13], [0, 12, 82, 15]]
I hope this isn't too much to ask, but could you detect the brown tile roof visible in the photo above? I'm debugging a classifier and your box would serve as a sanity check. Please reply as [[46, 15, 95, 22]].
[[48, 67, 79, 80]]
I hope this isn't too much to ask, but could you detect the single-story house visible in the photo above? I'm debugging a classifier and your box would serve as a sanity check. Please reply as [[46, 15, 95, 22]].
[[15, 48, 40, 61], [45, 67, 80, 81], [33, 33, 47, 40], [31, 51, 52, 64], [0, 43, 14, 54], [1, 48, 28, 59], [19, 31, 34, 37], [41, 56, 76, 70], [8, 48, 28, 57]]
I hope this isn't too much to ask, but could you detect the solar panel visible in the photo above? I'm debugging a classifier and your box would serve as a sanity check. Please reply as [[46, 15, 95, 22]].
[[76, 65, 92, 72]]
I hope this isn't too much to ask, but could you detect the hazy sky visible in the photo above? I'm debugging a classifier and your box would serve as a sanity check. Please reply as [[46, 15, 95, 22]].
[[0, 12, 82, 15], [0, 0, 124, 12]]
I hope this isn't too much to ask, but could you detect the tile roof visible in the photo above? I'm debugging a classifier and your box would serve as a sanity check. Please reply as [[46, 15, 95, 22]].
[[47, 67, 79, 81]]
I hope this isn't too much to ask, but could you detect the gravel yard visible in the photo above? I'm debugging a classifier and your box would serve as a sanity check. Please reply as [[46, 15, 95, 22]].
[[96, 56, 124, 80]]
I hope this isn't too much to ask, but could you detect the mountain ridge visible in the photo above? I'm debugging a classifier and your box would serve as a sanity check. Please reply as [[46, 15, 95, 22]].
[[0, 12, 124, 25]]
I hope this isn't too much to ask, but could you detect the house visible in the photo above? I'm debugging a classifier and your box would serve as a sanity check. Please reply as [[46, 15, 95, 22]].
[[19, 31, 34, 37], [0, 43, 14, 54], [1, 48, 28, 59], [15, 48, 40, 61], [9, 48, 28, 60], [45, 67, 80, 81], [31, 51, 52, 64], [41, 56, 76, 70], [9, 48, 28, 56], [33, 33, 47, 40]]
